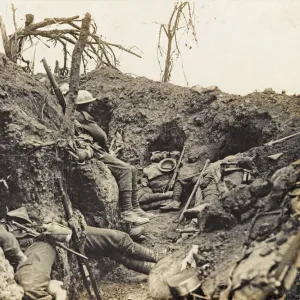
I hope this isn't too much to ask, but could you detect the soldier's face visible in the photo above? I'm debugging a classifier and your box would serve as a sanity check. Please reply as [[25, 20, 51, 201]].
[[80, 103, 92, 112]]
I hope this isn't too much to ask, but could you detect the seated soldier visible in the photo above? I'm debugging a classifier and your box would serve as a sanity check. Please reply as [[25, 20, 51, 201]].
[[0, 207, 161, 300], [60, 84, 154, 226]]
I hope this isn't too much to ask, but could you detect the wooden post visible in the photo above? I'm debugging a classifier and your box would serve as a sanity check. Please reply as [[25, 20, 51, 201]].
[[60, 12, 91, 138]]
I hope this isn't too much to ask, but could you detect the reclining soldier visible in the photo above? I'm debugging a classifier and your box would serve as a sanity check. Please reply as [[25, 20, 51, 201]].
[[60, 84, 154, 226], [163, 155, 259, 228], [0, 207, 161, 300]]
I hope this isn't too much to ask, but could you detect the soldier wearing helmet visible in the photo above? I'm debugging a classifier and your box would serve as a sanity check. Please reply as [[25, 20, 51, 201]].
[[60, 84, 154, 227]]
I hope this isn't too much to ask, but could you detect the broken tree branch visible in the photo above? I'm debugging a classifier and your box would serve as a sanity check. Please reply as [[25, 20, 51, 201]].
[[60, 12, 91, 138], [2, 12, 141, 70]]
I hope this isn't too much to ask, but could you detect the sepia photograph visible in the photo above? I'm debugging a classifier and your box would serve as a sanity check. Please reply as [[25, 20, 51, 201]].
[[0, 0, 299, 299]]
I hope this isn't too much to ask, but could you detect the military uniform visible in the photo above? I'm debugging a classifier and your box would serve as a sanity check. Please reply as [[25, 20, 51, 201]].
[[75, 110, 154, 225], [165, 156, 258, 214], [0, 207, 158, 299]]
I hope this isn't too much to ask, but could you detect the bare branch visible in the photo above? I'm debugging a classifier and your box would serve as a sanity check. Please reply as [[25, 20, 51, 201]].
[[156, 1, 198, 83], [60, 12, 91, 138], [2, 12, 141, 71], [11, 4, 18, 33]]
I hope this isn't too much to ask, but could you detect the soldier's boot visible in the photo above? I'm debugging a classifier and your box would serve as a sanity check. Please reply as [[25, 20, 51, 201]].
[[132, 168, 155, 219], [160, 200, 181, 212], [184, 203, 209, 218], [140, 202, 163, 211], [116, 256, 156, 275], [127, 242, 161, 263], [132, 188, 156, 219], [126, 223, 147, 243], [160, 182, 182, 212], [139, 191, 173, 205], [121, 211, 150, 226], [120, 190, 150, 226]]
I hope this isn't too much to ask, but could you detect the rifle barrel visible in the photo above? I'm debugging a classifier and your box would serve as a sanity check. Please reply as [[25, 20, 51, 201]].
[[11, 220, 88, 260]]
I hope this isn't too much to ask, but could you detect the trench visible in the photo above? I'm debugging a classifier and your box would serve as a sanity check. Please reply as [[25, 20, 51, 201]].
[[148, 120, 186, 154]]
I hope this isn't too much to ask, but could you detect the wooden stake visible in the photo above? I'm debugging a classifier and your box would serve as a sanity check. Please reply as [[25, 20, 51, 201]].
[[60, 12, 91, 139]]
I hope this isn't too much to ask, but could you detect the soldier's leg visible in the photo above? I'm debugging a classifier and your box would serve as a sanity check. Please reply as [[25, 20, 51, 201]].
[[100, 151, 149, 225], [15, 241, 56, 300], [85, 226, 158, 274], [100, 151, 133, 211], [130, 166, 155, 219], [160, 181, 183, 212], [0, 230, 27, 265], [111, 255, 156, 275]]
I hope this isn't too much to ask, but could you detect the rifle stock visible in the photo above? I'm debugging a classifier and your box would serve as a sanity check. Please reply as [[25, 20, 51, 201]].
[[164, 146, 186, 192]]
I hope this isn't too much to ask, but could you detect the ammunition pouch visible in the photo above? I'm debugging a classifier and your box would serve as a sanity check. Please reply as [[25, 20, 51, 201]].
[[221, 165, 253, 184]]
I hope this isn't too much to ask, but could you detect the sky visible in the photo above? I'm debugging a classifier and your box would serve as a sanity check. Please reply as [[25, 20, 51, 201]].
[[0, 0, 300, 95]]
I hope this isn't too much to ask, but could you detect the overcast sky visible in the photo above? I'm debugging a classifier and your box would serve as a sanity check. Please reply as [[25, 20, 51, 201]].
[[1, 0, 300, 95]]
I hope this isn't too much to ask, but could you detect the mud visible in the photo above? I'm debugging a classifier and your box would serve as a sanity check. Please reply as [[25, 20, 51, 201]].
[[0, 53, 299, 299]]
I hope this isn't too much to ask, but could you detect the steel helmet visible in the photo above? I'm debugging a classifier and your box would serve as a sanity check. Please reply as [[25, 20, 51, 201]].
[[60, 83, 69, 95], [76, 90, 97, 105], [157, 158, 177, 173]]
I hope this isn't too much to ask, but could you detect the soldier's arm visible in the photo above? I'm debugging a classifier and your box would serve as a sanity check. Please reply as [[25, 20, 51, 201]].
[[0, 224, 27, 264], [75, 111, 108, 148]]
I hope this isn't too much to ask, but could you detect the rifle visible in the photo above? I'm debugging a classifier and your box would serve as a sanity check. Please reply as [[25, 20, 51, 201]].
[[163, 146, 186, 193], [11, 220, 88, 260], [177, 159, 210, 228], [58, 178, 102, 300], [41, 58, 67, 113]]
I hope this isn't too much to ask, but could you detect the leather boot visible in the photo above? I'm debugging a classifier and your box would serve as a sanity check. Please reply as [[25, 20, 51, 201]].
[[184, 203, 209, 218], [133, 207, 156, 219], [139, 191, 173, 205], [126, 223, 147, 243], [140, 202, 162, 211], [121, 211, 149, 226], [115, 256, 156, 275], [132, 186, 156, 219], [160, 200, 181, 212], [127, 242, 159, 263]]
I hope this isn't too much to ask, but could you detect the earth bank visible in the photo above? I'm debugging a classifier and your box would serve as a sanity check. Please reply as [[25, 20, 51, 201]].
[[0, 53, 299, 298]]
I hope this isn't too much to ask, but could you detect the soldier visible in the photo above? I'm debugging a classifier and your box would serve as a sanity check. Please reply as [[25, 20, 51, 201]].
[[0, 207, 161, 300], [162, 155, 259, 229], [60, 84, 154, 226]]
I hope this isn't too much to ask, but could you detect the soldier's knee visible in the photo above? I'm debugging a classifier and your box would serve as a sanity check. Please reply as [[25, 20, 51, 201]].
[[119, 231, 134, 250], [118, 164, 133, 180]]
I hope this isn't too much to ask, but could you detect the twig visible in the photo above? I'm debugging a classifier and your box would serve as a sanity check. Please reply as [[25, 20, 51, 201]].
[[11, 4, 18, 38]]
